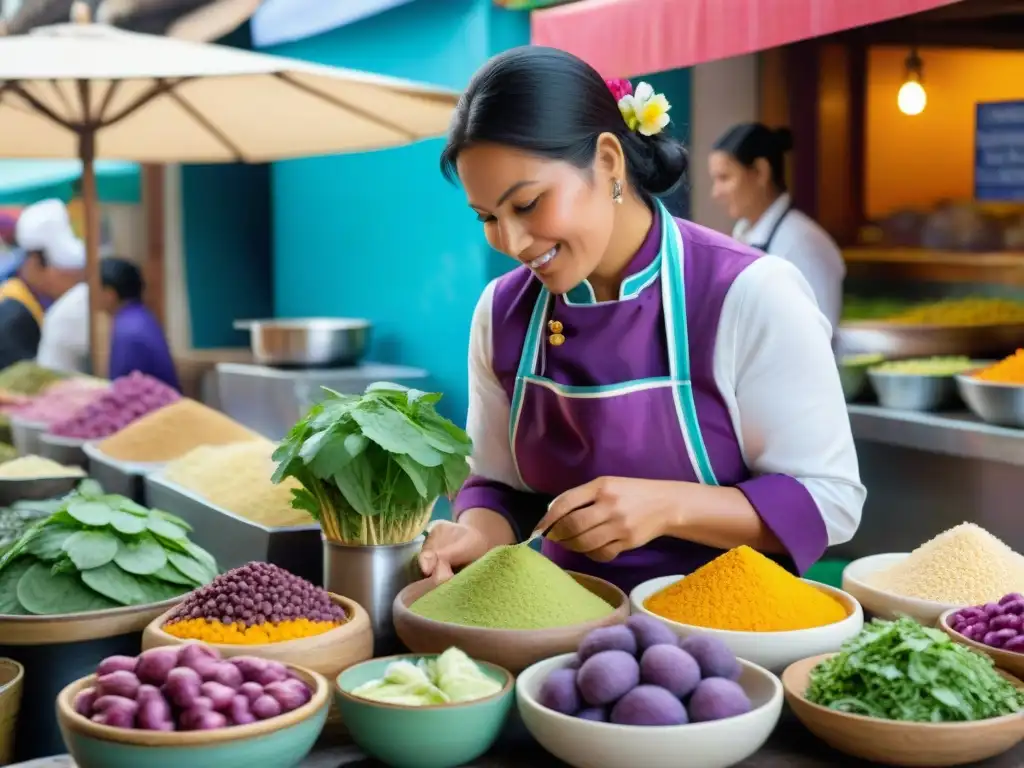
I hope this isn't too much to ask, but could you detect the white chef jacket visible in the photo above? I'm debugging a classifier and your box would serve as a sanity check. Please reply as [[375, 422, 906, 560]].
[[732, 193, 845, 331], [37, 282, 90, 374]]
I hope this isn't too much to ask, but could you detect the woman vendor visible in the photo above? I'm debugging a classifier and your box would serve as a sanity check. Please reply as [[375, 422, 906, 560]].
[[709, 123, 845, 330], [418, 47, 865, 594]]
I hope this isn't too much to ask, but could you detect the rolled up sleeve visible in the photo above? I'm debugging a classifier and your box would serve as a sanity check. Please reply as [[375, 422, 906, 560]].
[[453, 280, 543, 540], [715, 256, 866, 574]]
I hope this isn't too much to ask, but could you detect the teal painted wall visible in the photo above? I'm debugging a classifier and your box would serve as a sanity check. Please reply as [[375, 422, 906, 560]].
[[264, 0, 530, 424], [180, 25, 273, 348]]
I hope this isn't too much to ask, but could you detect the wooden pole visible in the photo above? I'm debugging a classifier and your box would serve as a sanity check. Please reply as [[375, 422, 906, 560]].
[[79, 130, 105, 377]]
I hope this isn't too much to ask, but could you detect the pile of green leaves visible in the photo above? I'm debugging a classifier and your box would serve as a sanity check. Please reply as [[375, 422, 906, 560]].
[[0, 480, 93, 556], [0, 483, 218, 616], [807, 617, 1024, 722], [273, 382, 472, 546]]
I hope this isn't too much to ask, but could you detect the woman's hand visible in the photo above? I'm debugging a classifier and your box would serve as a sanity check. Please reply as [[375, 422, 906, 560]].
[[418, 521, 491, 585], [533, 477, 680, 563]]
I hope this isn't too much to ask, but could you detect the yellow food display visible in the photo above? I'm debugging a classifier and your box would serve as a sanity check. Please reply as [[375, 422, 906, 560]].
[[974, 349, 1024, 385]]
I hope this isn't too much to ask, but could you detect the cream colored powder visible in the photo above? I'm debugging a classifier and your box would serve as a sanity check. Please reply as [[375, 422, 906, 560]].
[[0, 455, 85, 479], [868, 522, 1024, 604], [97, 399, 258, 462], [162, 441, 310, 528]]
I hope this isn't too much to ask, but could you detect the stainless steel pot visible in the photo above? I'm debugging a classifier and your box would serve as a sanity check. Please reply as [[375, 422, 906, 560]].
[[234, 318, 371, 368]]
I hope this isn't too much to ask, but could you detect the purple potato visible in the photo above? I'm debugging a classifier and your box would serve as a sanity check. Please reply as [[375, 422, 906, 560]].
[[135, 647, 180, 686], [577, 651, 640, 707], [688, 678, 752, 723], [576, 707, 607, 722], [73, 687, 98, 717], [1000, 593, 1024, 606], [610, 685, 687, 726], [92, 695, 139, 729], [640, 645, 700, 698], [252, 662, 289, 687], [97, 655, 137, 677], [1003, 635, 1024, 653], [97, 670, 141, 700], [252, 694, 283, 720], [565, 655, 582, 670], [137, 695, 174, 731], [626, 614, 679, 652], [180, 708, 227, 731], [209, 662, 244, 690], [679, 635, 741, 681], [179, 642, 221, 666], [537, 669, 581, 715], [200, 681, 236, 711], [578, 625, 638, 662], [990, 614, 1021, 632], [229, 656, 270, 683], [984, 629, 1018, 648], [163, 667, 202, 708], [264, 679, 312, 712], [229, 695, 257, 725], [239, 681, 264, 703], [984, 603, 1005, 618], [1001, 600, 1024, 616]]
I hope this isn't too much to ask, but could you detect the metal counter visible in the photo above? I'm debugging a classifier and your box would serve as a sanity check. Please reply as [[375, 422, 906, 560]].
[[215, 362, 429, 440], [838, 405, 1024, 559]]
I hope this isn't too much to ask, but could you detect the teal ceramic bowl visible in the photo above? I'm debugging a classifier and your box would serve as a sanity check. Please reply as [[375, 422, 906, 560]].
[[335, 654, 515, 768], [56, 665, 328, 768]]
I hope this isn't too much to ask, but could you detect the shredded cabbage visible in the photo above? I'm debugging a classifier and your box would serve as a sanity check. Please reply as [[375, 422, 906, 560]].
[[351, 648, 501, 706]]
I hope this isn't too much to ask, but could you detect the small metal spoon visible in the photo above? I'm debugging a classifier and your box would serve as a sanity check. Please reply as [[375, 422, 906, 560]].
[[521, 522, 557, 548]]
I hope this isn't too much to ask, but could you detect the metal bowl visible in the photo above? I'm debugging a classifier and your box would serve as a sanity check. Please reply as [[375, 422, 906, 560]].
[[235, 318, 371, 368], [836, 321, 1024, 360], [39, 433, 89, 469], [867, 369, 960, 412], [8, 416, 46, 457], [956, 375, 1024, 427], [0, 475, 82, 507]]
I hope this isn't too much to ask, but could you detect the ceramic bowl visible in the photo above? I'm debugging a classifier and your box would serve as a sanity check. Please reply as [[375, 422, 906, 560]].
[[141, 593, 374, 683], [334, 654, 514, 768], [783, 653, 1024, 766], [939, 608, 1024, 678], [392, 571, 629, 673], [516, 652, 781, 768], [628, 575, 863, 672], [0, 658, 24, 764], [842, 553, 961, 624], [0, 595, 184, 646], [56, 664, 328, 768]]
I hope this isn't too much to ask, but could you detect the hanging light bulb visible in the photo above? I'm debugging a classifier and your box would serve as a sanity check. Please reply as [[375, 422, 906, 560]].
[[898, 48, 926, 116]]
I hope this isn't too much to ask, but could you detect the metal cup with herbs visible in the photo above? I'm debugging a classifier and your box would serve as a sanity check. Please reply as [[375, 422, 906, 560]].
[[272, 382, 472, 546]]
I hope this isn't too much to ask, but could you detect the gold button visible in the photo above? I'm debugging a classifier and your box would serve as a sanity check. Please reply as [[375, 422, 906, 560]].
[[548, 320, 563, 334], [549, 333, 565, 346]]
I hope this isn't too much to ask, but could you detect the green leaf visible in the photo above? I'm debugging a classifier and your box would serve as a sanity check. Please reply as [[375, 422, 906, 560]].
[[146, 512, 187, 540], [0, 558, 33, 614], [66, 500, 112, 526], [107, 509, 146, 535], [80, 562, 153, 606], [152, 561, 200, 586], [441, 453, 471, 495], [114, 537, 168, 575], [118, 498, 151, 517], [136, 577, 190, 603], [26, 525, 78, 561], [181, 541, 218, 576], [393, 453, 430, 498], [76, 479, 104, 498], [151, 509, 193, 532], [63, 530, 120, 570], [166, 552, 211, 585], [17, 562, 118, 615], [333, 461, 376, 517], [351, 401, 442, 467]]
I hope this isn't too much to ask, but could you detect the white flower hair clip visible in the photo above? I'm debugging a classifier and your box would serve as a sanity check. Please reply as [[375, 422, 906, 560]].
[[606, 78, 672, 137]]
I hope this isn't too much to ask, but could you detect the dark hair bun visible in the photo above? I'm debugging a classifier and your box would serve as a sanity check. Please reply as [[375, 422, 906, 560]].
[[622, 132, 689, 197], [774, 127, 794, 153]]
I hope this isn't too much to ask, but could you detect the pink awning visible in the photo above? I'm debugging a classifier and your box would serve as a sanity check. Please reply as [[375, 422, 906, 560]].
[[531, 0, 965, 78]]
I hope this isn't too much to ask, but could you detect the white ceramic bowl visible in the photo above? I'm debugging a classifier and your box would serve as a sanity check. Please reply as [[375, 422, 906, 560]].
[[629, 575, 864, 672], [842, 553, 961, 624], [516, 652, 782, 768]]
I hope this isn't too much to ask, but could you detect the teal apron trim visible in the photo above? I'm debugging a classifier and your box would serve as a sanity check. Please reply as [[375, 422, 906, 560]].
[[508, 200, 719, 488], [563, 245, 662, 306]]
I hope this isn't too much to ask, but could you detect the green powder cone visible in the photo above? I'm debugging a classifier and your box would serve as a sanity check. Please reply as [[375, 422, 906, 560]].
[[410, 545, 615, 629]]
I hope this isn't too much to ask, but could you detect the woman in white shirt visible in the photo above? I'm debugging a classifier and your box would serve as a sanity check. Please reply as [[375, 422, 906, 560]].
[[708, 123, 845, 329]]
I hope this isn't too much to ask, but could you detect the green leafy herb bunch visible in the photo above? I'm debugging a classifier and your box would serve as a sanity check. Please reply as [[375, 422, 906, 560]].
[[272, 382, 472, 546]]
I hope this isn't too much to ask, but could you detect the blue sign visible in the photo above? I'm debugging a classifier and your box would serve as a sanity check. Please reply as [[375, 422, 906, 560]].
[[975, 100, 1024, 201]]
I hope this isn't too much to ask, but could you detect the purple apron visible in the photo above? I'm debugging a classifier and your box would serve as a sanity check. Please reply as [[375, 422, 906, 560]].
[[510, 201, 728, 593]]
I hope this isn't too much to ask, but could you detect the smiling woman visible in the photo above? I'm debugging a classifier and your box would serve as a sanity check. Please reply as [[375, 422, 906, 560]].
[[417, 46, 865, 596]]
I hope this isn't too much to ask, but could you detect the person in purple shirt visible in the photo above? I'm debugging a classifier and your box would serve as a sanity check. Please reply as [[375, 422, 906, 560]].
[[100, 257, 180, 391], [417, 47, 865, 596]]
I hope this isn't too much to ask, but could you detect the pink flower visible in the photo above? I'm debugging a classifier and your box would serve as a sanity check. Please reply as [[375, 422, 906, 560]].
[[605, 78, 633, 102]]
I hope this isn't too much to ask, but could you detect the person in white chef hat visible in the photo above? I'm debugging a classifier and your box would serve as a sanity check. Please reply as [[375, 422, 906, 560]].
[[17, 199, 96, 374]]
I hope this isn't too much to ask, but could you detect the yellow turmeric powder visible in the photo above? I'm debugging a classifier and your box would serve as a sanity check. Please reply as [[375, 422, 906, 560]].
[[163, 617, 342, 644], [974, 350, 1024, 385], [643, 546, 848, 632]]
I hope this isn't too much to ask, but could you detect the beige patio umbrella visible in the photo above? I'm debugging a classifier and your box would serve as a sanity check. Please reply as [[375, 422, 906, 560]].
[[0, 8, 458, 371]]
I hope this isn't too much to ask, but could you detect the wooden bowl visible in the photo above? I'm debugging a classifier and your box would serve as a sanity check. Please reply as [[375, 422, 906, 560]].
[[0, 595, 183, 646], [782, 653, 1024, 767], [392, 572, 629, 673], [939, 608, 1024, 679], [141, 593, 373, 686], [57, 665, 328, 768], [0, 658, 24, 764]]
